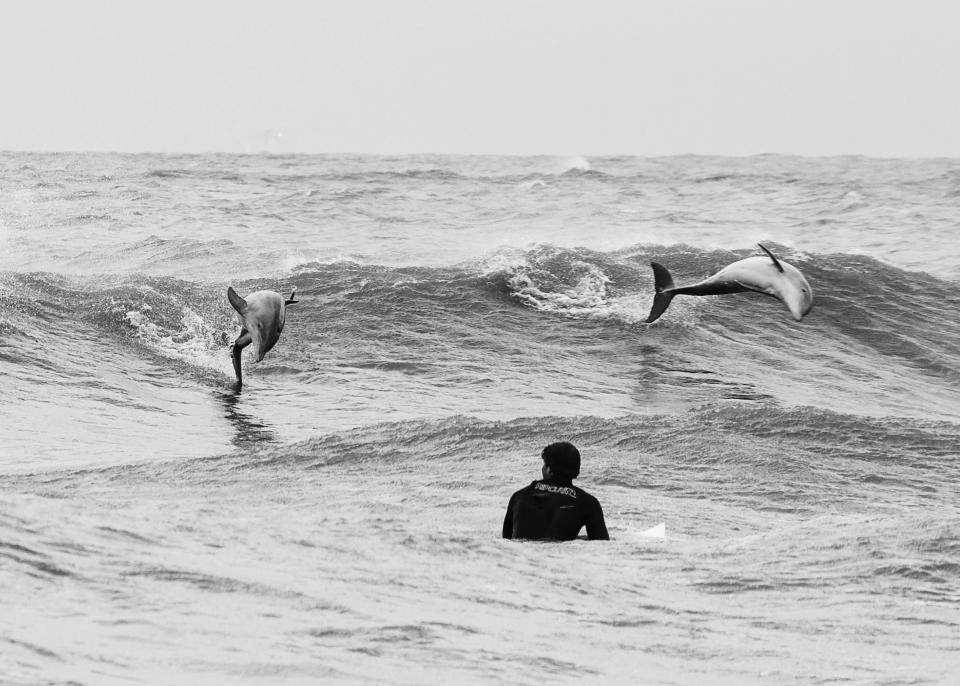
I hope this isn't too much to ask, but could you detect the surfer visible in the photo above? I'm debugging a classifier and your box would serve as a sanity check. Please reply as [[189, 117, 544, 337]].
[[502, 442, 609, 541]]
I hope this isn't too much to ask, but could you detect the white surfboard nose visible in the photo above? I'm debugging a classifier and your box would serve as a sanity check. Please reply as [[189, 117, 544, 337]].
[[640, 522, 666, 538]]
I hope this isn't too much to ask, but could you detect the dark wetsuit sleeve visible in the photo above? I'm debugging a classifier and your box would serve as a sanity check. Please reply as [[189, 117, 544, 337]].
[[502, 492, 517, 539], [585, 496, 610, 541]]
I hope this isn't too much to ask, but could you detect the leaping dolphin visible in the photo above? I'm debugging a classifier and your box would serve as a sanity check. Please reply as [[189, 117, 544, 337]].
[[645, 244, 813, 323], [227, 286, 299, 386]]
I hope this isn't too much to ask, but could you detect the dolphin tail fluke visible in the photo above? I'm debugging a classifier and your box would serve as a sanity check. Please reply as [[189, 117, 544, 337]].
[[231, 343, 244, 386], [284, 286, 299, 306], [231, 329, 251, 386], [646, 262, 677, 324], [227, 288, 252, 386]]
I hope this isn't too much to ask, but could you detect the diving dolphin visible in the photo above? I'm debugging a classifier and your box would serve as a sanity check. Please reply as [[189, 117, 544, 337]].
[[645, 244, 813, 323], [227, 286, 299, 386]]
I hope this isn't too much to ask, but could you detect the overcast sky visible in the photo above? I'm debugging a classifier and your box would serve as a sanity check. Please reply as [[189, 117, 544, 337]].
[[2, 0, 958, 156]]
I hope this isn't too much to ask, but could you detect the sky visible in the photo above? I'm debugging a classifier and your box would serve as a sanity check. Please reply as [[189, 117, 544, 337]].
[[1, 0, 959, 156]]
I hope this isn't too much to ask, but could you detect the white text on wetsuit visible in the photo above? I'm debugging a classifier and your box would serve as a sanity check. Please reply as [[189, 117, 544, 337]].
[[534, 482, 576, 498]]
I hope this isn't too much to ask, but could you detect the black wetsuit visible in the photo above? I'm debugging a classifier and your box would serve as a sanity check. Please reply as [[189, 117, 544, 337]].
[[502, 477, 609, 541]]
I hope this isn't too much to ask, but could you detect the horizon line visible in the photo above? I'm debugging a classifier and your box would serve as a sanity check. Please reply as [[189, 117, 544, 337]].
[[1, 148, 954, 161]]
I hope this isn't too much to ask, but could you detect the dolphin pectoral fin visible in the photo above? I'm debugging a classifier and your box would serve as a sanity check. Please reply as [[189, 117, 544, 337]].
[[227, 287, 249, 315], [757, 244, 785, 273], [730, 279, 771, 296], [731, 278, 788, 302], [646, 262, 677, 323]]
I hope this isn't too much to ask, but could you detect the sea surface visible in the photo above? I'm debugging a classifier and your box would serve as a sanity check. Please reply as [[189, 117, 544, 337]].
[[1, 152, 958, 684]]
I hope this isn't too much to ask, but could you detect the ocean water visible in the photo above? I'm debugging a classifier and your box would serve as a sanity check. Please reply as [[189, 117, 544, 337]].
[[1, 152, 958, 684]]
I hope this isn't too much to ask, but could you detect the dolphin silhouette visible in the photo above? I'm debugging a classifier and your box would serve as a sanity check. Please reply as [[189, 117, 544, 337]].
[[227, 286, 299, 386], [645, 244, 813, 323]]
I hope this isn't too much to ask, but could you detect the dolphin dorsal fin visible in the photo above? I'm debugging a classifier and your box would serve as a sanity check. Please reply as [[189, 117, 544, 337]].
[[758, 244, 785, 273], [227, 286, 248, 314]]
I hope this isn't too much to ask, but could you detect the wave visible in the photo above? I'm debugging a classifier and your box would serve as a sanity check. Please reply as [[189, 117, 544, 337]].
[[3, 242, 960, 444], [138, 155, 624, 187], [1, 272, 237, 385], [21, 407, 960, 505], [7, 242, 959, 356]]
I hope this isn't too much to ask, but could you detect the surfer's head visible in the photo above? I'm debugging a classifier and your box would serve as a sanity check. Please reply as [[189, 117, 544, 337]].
[[542, 441, 581, 479]]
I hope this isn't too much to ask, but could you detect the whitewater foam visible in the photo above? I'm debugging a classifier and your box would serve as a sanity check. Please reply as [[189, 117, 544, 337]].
[[125, 305, 233, 378]]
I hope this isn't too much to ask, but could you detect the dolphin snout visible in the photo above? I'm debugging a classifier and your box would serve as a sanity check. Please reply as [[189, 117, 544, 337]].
[[788, 297, 814, 321]]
